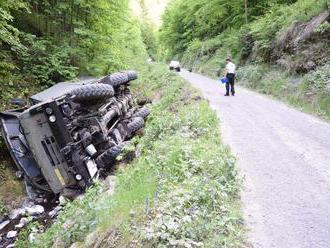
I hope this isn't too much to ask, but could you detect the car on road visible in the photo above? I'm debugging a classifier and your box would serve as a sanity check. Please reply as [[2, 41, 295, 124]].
[[169, 60, 181, 72], [0, 71, 149, 197]]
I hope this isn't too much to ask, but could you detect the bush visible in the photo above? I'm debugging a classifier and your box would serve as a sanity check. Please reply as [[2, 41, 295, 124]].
[[19, 34, 78, 87], [237, 62, 330, 120], [301, 63, 330, 93]]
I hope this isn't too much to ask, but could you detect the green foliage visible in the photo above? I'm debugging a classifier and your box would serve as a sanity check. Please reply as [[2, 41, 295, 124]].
[[159, 0, 303, 60], [16, 220, 41, 248], [137, 102, 243, 247], [315, 21, 330, 34], [19, 34, 77, 86], [160, 0, 329, 72], [301, 63, 330, 93], [0, 1, 26, 78], [0, 0, 148, 110], [248, 0, 329, 60], [238, 63, 330, 120], [140, 20, 158, 60], [0, 200, 7, 216]]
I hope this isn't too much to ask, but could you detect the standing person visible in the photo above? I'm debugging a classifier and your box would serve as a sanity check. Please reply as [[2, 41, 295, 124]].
[[224, 58, 236, 96]]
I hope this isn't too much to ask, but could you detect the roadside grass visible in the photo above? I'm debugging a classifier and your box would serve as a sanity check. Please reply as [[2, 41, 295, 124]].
[[22, 63, 244, 248], [237, 63, 330, 121]]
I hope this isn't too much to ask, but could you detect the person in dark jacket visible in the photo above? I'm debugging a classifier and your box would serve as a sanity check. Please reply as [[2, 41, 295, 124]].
[[224, 58, 236, 96]]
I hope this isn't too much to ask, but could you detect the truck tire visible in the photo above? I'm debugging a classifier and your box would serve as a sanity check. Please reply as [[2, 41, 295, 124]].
[[132, 107, 150, 119], [128, 117, 144, 133], [100, 72, 129, 87], [124, 70, 138, 81], [96, 142, 127, 167], [69, 84, 114, 103]]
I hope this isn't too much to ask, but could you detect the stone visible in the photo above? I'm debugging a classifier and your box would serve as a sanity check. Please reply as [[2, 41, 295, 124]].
[[28, 232, 37, 243], [9, 208, 26, 220], [63, 220, 75, 230], [20, 217, 30, 225], [15, 222, 24, 229], [25, 205, 44, 216], [15, 217, 29, 229], [6, 230, 17, 239], [306, 61, 316, 70], [49, 206, 62, 218], [59, 196, 67, 206], [104, 175, 117, 195], [0, 220, 10, 231]]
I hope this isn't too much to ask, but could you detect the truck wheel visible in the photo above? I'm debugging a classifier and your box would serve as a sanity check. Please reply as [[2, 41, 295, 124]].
[[96, 142, 127, 167], [124, 70, 138, 81], [128, 117, 144, 133], [100, 72, 129, 87], [132, 107, 150, 119], [69, 84, 114, 103]]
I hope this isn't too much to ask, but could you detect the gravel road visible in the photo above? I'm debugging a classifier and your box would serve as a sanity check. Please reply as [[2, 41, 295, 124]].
[[180, 70, 330, 248]]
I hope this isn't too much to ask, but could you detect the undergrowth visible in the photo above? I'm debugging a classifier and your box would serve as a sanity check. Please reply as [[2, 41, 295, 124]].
[[238, 63, 330, 121], [23, 63, 245, 248]]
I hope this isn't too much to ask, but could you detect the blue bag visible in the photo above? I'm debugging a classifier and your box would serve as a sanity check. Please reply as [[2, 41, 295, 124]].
[[220, 77, 228, 84]]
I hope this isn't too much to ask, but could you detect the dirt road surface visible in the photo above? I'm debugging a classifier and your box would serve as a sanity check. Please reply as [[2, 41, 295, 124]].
[[180, 70, 330, 248]]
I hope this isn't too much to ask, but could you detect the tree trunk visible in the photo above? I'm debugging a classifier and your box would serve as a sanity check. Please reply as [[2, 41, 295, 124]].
[[244, 0, 248, 24]]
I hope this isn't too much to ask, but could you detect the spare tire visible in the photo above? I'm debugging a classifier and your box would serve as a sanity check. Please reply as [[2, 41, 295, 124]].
[[100, 72, 129, 87], [132, 107, 150, 119], [128, 117, 144, 133], [69, 84, 114, 103]]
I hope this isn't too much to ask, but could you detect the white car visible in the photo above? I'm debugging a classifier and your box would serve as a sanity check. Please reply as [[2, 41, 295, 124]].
[[169, 60, 181, 72]]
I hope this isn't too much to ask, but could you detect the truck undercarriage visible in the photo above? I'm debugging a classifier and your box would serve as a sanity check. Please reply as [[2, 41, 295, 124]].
[[0, 71, 149, 197]]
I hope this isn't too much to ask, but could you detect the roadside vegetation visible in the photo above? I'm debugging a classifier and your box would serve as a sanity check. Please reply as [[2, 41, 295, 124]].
[[15, 63, 245, 247], [160, 0, 330, 120], [238, 63, 330, 120]]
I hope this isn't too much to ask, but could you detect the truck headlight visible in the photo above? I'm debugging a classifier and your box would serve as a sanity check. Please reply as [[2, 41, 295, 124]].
[[49, 115, 56, 123], [45, 107, 53, 115]]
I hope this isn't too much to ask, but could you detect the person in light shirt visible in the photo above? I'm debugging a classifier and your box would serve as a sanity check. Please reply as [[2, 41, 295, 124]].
[[224, 58, 236, 96]]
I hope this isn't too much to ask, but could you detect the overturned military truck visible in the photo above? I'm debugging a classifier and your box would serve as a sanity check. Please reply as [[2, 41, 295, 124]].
[[0, 71, 149, 197]]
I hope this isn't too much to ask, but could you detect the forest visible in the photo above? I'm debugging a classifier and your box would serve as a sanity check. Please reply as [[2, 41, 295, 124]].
[[160, 0, 328, 64], [0, 0, 150, 110], [159, 0, 330, 119]]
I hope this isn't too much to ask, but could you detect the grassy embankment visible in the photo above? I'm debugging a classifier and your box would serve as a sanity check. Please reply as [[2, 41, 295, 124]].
[[176, 0, 330, 120], [18, 63, 245, 248]]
